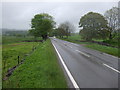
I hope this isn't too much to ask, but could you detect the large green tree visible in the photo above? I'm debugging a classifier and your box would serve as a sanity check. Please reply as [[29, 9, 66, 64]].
[[79, 12, 109, 41], [29, 13, 55, 40]]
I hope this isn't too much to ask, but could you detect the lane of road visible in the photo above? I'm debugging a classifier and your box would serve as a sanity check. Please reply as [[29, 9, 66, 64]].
[[51, 38, 119, 88]]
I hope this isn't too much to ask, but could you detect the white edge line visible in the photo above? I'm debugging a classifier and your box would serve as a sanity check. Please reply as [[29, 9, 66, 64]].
[[71, 43, 80, 46], [103, 63, 120, 73], [102, 53, 119, 59], [52, 43, 79, 89], [76, 50, 90, 57], [68, 40, 119, 59]]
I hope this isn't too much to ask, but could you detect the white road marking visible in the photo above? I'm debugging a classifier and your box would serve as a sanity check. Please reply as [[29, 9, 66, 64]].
[[62, 40, 79, 47], [76, 50, 90, 57], [63, 43, 73, 48], [103, 63, 120, 73], [64, 43, 66, 45], [102, 53, 119, 59], [52, 43, 80, 89], [71, 43, 80, 46]]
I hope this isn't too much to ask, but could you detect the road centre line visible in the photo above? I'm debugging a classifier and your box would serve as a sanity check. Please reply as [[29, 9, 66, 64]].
[[75, 48, 120, 74], [63, 41, 79, 47], [52, 43, 80, 89], [63, 43, 73, 48], [103, 63, 120, 73], [75, 49, 120, 73], [61, 39, 119, 59], [75, 50, 90, 57], [71, 43, 80, 46], [102, 53, 119, 59]]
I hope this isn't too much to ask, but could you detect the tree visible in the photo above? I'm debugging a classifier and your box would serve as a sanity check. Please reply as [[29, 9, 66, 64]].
[[104, 7, 119, 40], [30, 13, 55, 40], [48, 28, 58, 37], [79, 12, 108, 41], [58, 21, 75, 38]]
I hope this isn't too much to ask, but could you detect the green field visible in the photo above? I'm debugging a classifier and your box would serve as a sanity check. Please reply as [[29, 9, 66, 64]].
[[59, 34, 119, 57], [2, 42, 39, 76], [2, 36, 67, 88], [2, 36, 42, 44]]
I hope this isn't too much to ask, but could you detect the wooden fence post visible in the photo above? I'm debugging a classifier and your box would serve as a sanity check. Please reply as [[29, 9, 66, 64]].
[[18, 56, 20, 64]]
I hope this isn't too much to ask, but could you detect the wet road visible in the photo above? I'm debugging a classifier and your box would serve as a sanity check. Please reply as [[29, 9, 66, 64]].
[[51, 38, 119, 88]]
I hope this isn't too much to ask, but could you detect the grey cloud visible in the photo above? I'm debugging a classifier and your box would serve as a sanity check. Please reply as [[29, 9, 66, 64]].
[[1, 2, 118, 32]]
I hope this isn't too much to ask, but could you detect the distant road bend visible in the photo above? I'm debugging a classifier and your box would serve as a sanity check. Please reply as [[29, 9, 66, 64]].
[[50, 37, 119, 88]]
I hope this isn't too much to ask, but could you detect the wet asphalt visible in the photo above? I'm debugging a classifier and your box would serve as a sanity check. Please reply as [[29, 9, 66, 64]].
[[50, 38, 119, 88]]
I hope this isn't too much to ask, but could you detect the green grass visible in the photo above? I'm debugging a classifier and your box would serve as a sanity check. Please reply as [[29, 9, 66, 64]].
[[86, 43, 119, 57], [2, 42, 39, 78], [59, 34, 119, 57], [2, 36, 42, 44], [2, 36, 38, 87], [67, 34, 81, 41], [3, 39, 67, 88]]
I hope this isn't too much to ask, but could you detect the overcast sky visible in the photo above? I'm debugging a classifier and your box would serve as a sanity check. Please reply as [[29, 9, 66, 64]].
[[1, 1, 119, 32]]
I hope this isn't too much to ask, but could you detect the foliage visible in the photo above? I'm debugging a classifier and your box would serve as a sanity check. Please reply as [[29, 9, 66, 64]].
[[48, 28, 58, 37], [104, 7, 119, 40], [79, 12, 108, 41], [57, 21, 75, 38], [30, 13, 55, 40]]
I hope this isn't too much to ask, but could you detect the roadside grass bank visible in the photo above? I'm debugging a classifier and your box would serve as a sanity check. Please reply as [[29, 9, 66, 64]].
[[58, 35, 119, 57], [2, 36, 40, 88], [2, 41, 39, 85], [3, 39, 67, 88]]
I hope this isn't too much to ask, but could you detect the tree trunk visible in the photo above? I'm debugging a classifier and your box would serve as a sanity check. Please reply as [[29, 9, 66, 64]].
[[86, 37, 92, 41], [109, 33, 112, 40], [42, 35, 48, 41]]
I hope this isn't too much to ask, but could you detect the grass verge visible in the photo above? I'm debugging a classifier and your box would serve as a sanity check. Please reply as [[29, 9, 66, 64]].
[[59, 36, 119, 57], [3, 39, 67, 88], [86, 43, 119, 57]]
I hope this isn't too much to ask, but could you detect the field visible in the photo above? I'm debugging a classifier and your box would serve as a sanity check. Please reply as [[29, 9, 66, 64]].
[[59, 34, 119, 57], [2, 36, 67, 88], [2, 36, 42, 44]]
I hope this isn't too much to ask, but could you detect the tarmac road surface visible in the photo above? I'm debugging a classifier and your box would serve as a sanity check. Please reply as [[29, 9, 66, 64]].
[[51, 37, 119, 88]]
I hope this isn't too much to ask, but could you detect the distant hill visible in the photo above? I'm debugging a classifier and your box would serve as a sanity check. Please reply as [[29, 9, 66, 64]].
[[2, 28, 29, 36]]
